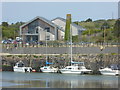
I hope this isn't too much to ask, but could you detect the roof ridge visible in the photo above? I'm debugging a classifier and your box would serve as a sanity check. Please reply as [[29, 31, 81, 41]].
[[20, 16, 57, 28], [52, 17, 86, 30], [20, 16, 65, 32]]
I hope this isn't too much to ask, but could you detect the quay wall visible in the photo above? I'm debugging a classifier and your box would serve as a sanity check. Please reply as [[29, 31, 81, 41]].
[[1, 46, 119, 72], [2, 47, 118, 54], [1, 54, 119, 72]]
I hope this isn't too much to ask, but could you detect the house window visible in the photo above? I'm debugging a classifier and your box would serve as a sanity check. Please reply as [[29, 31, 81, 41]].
[[36, 28, 38, 33], [45, 27, 50, 32], [46, 36, 50, 40]]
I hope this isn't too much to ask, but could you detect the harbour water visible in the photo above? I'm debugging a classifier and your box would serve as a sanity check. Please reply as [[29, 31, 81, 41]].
[[1, 71, 119, 88]]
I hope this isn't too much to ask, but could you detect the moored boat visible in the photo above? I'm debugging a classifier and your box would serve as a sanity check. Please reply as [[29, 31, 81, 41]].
[[59, 65, 81, 74], [59, 61, 92, 74], [40, 27, 58, 73], [40, 66, 58, 73], [13, 61, 32, 72], [59, 18, 92, 74], [79, 66, 92, 74], [99, 67, 119, 76]]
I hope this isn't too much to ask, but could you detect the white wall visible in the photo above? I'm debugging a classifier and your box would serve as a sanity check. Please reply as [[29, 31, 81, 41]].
[[52, 18, 78, 36], [39, 29, 55, 41]]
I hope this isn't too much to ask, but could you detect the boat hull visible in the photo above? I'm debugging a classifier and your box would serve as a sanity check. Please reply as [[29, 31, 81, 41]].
[[59, 69, 81, 74], [40, 66, 58, 73], [13, 67, 32, 72], [100, 71, 117, 75], [40, 69, 58, 73], [99, 68, 119, 76]]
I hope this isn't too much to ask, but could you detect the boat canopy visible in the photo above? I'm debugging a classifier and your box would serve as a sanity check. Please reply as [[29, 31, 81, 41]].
[[16, 61, 25, 67], [46, 61, 53, 65], [110, 64, 119, 70], [71, 61, 84, 65]]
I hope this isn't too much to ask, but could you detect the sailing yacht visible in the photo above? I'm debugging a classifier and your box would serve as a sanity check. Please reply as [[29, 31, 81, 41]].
[[59, 22, 81, 74], [59, 19, 92, 74], [40, 61, 58, 73], [59, 61, 92, 74], [40, 27, 58, 73]]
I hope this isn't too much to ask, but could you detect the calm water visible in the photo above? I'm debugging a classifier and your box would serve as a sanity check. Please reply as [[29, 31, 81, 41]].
[[1, 71, 119, 88]]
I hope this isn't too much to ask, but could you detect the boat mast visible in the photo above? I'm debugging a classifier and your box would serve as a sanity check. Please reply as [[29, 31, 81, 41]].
[[45, 28, 48, 66], [70, 24, 72, 66]]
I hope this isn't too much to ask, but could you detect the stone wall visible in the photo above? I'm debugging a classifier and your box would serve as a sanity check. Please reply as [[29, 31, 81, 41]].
[[2, 47, 118, 54]]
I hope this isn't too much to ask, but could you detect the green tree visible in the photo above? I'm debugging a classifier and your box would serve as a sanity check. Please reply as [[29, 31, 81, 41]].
[[64, 14, 71, 41], [101, 22, 110, 30], [72, 35, 78, 42], [85, 18, 92, 22], [113, 19, 120, 38], [2, 22, 9, 27], [2, 27, 15, 39]]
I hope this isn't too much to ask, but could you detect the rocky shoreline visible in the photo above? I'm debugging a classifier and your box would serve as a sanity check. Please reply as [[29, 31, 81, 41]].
[[1, 54, 119, 73]]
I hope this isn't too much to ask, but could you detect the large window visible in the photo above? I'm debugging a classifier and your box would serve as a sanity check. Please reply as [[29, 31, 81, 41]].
[[46, 35, 50, 40], [36, 28, 38, 33], [28, 20, 39, 34]]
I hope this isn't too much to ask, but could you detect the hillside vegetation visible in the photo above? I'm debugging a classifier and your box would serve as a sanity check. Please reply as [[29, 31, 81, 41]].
[[73, 19, 119, 43], [1, 18, 119, 43], [1, 22, 24, 39]]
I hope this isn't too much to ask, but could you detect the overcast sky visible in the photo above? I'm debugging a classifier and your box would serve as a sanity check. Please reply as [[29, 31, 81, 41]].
[[1, 2, 118, 24]]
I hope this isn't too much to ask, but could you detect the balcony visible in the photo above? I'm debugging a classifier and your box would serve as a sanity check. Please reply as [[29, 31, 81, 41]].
[[21, 32, 39, 35]]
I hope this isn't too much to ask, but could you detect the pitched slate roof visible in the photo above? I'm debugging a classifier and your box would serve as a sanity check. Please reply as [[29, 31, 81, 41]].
[[52, 17, 86, 31], [20, 16, 64, 32], [20, 16, 56, 28]]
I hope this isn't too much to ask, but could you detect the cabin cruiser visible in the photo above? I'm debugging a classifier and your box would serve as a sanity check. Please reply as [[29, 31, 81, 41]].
[[13, 61, 32, 72], [59, 65, 81, 74], [99, 67, 119, 76], [80, 66, 92, 74], [59, 61, 92, 74]]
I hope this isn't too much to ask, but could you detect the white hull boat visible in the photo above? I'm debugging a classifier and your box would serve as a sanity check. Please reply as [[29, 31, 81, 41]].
[[59, 66, 81, 74], [99, 67, 119, 76], [40, 66, 58, 73], [59, 22, 92, 74], [59, 65, 92, 74], [13, 61, 32, 72], [80, 66, 92, 74], [14, 67, 32, 72]]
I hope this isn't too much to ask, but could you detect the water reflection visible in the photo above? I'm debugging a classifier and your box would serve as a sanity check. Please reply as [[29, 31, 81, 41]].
[[1, 72, 119, 88]]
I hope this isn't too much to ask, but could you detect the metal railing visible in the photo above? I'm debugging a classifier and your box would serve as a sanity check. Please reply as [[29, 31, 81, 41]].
[[1, 42, 120, 49]]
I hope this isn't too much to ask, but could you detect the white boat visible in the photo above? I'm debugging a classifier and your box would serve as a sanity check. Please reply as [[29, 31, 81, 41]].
[[40, 27, 58, 73], [40, 66, 58, 73], [13, 61, 32, 72], [79, 66, 92, 74], [99, 67, 119, 75], [59, 65, 81, 74], [59, 21, 92, 74], [59, 62, 92, 74]]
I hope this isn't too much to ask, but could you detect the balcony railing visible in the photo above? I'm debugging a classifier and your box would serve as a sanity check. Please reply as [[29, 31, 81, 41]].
[[21, 32, 39, 35]]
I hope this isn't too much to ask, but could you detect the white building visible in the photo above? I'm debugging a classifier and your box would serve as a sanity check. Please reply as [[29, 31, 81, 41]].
[[20, 16, 85, 42], [52, 17, 86, 39]]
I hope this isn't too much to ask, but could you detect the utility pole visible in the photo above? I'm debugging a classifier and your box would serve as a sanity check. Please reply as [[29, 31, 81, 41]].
[[45, 27, 50, 66], [104, 26, 106, 43], [89, 29, 90, 43]]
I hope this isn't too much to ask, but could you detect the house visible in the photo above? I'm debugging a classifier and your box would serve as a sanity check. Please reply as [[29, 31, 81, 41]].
[[20, 16, 64, 42], [51, 17, 86, 37], [20, 16, 85, 42]]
